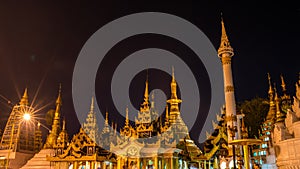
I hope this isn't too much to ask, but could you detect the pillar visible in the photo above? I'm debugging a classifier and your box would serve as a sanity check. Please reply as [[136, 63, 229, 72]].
[[137, 158, 140, 169], [154, 157, 158, 169], [73, 161, 78, 169], [90, 161, 95, 169], [243, 145, 250, 169], [117, 158, 121, 169]]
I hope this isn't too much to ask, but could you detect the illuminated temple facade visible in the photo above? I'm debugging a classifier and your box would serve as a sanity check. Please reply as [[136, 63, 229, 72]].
[[4, 18, 300, 169], [0, 18, 237, 169], [0, 89, 42, 169], [46, 71, 203, 169], [252, 74, 300, 169]]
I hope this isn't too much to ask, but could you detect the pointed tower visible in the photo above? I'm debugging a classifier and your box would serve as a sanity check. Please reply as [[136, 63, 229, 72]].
[[82, 96, 100, 144], [19, 88, 29, 106], [101, 111, 110, 135], [275, 87, 286, 123], [217, 17, 237, 132], [0, 88, 36, 169], [217, 17, 237, 158], [54, 118, 69, 155], [280, 74, 292, 113], [34, 121, 43, 152], [253, 74, 277, 167], [100, 110, 113, 149], [161, 105, 170, 133], [121, 106, 136, 139], [165, 68, 190, 143], [135, 78, 154, 138], [44, 84, 62, 149], [166, 67, 182, 124], [150, 92, 159, 122], [292, 73, 300, 118], [0, 88, 35, 151], [125, 106, 129, 127], [266, 74, 276, 123]]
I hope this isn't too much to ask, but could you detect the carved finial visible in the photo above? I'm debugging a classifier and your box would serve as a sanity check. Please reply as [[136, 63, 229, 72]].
[[62, 118, 66, 130], [125, 106, 129, 127], [169, 66, 180, 100], [19, 88, 29, 105], [144, 79, 149, 106], [216, 114, 222, 121], [267, 73, 274, 97], [274, 83, 279, 102], [274, 83, 285, 123], [90, 96, 95, 112], [165, 105, 169, 120], [54, 84, 62, 119], [172, 66, 175, 83], [206, 131, 211, 139], [280, 74, 287, 94], [56, 83, 62, 106], [105, 110, 109, 126], [218, 16, 234, 58], [212, 120, 218, 129], [151, 91, 155, 109]]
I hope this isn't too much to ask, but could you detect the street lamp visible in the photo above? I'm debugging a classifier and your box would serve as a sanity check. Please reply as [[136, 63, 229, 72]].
[[228, 114, 237, 169]]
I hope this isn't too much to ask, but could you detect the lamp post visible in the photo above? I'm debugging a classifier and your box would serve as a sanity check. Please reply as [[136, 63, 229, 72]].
[[228, 115, 237, 169], [229, 139, 262, 169], [5, 111, 31, 169]]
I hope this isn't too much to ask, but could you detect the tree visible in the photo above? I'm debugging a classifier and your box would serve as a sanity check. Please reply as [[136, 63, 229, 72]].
[[45, 109, 55, 126], [237, 97, 269, 138]]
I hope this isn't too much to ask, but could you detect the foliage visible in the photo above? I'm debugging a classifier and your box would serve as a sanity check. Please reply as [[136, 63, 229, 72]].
[[45, 109, 55, 126], [237, 97, 269, 138]]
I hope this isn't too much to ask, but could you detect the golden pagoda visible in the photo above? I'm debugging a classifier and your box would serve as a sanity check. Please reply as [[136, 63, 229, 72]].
[[0, 88, 37, 169], [46, 70, 202, 169]]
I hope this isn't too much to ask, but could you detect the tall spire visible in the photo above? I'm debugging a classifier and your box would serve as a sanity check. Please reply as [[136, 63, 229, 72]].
[[90, 96, 95, 112], [165, 105, 169, 124], [266, 75, 276, 122], [114, 123, 117, 135], [19, 88, 29, 106], [274, 85, 285, 123], [218, 16, 238, 154], [151, 91, 155, 109], [56, 83, 62, 106], [170, 66, 179, 100], [62, 118, 66, 131], [55, 117, 69, 149], [268, 73, 274, 99], [218, 17, 234, 58], [167, 67, 182, 124], [125, 106, 129, 127], [143, 78, 149, 108], [44, 84, 62, 148], [105, 110, 109, 126], [280, 74, 287, 94], [54, 84, 62, 123], [101, 110, 110, 134]]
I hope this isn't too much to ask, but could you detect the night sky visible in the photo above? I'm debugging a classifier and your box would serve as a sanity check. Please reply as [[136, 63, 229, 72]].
[[0, 1, 299, 144]]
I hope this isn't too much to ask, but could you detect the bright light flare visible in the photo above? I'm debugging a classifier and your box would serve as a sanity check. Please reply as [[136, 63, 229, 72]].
[[23, 113, 31, 121]]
